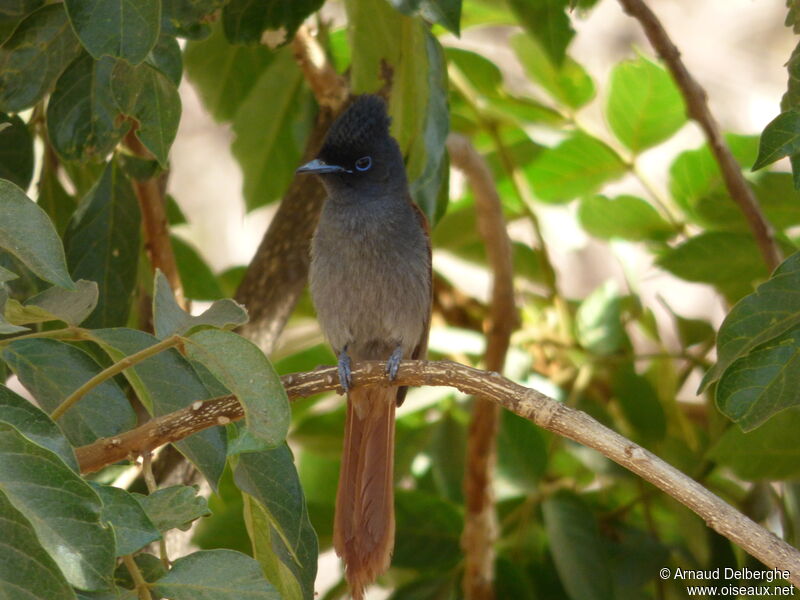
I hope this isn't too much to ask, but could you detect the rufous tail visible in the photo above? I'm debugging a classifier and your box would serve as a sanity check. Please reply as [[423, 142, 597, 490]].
[[334, 386, 396, 600]]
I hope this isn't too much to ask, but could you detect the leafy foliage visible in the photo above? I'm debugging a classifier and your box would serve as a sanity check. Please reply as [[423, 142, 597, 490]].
[[0, 0, 798, 599]]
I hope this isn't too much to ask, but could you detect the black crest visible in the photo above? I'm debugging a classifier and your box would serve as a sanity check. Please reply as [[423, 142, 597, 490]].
[[323, 95, 390, 154]]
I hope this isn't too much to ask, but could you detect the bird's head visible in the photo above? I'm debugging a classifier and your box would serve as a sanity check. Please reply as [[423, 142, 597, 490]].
[[296, 95, 406, 194]]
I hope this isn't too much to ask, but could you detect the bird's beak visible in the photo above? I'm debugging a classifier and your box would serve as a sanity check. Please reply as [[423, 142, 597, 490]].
[[296, 159, 352, 174]]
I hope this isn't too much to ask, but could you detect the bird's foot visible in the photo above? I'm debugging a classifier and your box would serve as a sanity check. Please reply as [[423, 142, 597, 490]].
[[386, 345, 403, 381], [337, 347, 352, 393]]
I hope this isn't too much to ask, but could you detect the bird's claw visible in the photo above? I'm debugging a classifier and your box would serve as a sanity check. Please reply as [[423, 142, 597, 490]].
[[337, 348, 352, 393], [386, 345, 403, 381]]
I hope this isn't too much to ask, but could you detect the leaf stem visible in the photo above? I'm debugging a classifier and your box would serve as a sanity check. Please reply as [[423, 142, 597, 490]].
[[51, 334, 183, 421], [122, 554, 153, 600], [142, 452, 171, 569], [0, 326, 87, 347]]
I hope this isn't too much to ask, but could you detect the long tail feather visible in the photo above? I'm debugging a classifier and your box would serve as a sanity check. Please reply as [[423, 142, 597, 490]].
[[334, 386, 396, 600]]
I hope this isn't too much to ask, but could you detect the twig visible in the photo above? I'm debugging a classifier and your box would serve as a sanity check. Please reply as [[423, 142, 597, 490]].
[[616, 0, 782, 271], [76, 359, 800, 586], [292, 25, 349, 110], [448, 133, 518, 600], [122, 554, 153, 600], [51, 335, 183, 421], [124, 128, 186, 309], [142, 452, 170, 568]]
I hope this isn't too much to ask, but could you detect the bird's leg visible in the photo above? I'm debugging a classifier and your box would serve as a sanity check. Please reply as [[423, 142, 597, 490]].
[[337, 346, 353, 393], [386, 344, 403, 381]]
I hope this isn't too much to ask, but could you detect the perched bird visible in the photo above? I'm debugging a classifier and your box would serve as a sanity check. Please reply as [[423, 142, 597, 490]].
[[297, 95, 432, 599]]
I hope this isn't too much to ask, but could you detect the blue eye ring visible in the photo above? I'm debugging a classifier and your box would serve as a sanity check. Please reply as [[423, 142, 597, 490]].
[[355, 156, 372, 171]]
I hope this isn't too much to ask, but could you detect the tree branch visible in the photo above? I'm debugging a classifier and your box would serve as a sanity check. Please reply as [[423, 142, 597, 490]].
[[124, 128, 186, 309], [75, 360, 800, 587], [616, 0, 782, 271], [448, 133, 518, 600]]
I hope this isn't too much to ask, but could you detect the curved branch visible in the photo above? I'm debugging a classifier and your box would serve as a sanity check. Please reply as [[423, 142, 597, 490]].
[[448, 133, 518, 600], [76, 360, 800, 586], [616, 0, 782, 271]]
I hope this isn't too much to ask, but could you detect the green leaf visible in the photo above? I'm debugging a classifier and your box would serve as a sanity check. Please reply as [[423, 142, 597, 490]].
[[0, 383, 78, 472], [110, 59, 182, 166], [606, 55, 686, 152], [425, 412, 464, 503], [0, 0, 45, 42], [394, 489, 462, 570], [231, 46, 314, 210], [0, 179, 75, 289], [151, 549, 280, 600], [64, 159, 140, 328], [235, 445, 318, 600], [714, 324, 800, 430], [152, 270, 247, 338], [511, 32, 594, 109], [134, 485, 211, 532], [710, 408, 800, 480], [172, 235, 226, 300], [47, 54, 129, 162], [497, 409, 547, 488], [390, 574, 459, 600], [0, 422, 115, 590], [161, 0, 226, 38], [508, 0, 572, 66], [64, 0, 160, 64], [407, 30, 450, 224], [543, 490, 613, 600], [701, 252, 800, 391], [166, 194, 188, 224], [578, 195, 674, 241], [3, 338, 136, 446], [186, 329, 290, 447], [114, 553, 166, 591], [529, 132, 626, 203], [388, 0, 462, 35], [656, 231, 769, 302], [347, 0, 450, 221], [92, 484, 161, 556], [185, 21, 275, 122], [0, 288, 27, 334], [147, 34, 183, 86], [90, 327, 227, 488], [445, 47, 501, 96], [0, 490, 77, 600], [753, 109, 800, 172], [0, 4, 82, 112], [0, 113, 34, 190], [575, 280, 627, 356], [38, 155, 77, 237], [611, 364, 666, 442], [223, 0, 324, 44], [5, 279, 98, 326]]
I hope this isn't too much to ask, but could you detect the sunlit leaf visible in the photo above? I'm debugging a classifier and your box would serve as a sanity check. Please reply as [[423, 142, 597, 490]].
[[529, 132, 626, 203], [606, 55, 686, 152]]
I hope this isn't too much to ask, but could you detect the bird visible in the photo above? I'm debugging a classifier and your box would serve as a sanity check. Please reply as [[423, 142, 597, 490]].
[[297, 94, 432, 599]]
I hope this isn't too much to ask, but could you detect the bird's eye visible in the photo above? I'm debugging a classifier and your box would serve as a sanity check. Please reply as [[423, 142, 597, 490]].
[[354, 156, 372, 172]]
